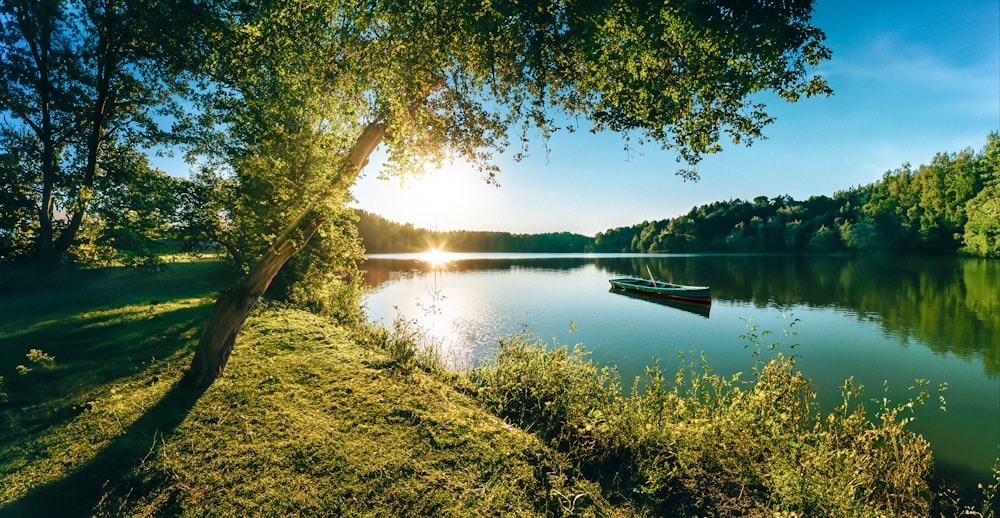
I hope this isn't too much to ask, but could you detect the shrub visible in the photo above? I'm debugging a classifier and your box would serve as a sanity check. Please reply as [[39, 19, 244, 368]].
[[470, 332, 619, 455], [470, 324, 938, 516], [16, 348, 57, 376], [356, 315, 446, 374], [25, 349, 56, 369]]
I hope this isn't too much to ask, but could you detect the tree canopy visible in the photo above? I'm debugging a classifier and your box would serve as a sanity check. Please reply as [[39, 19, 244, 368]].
[[175, 0, 834, 385], [3, 0, 834, 384], [588, 133, 999, 256], [0, 0, 210, 262]]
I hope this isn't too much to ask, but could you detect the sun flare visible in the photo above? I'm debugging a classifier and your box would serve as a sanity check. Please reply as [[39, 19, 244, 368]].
[[360, 159, 501, 232], [419, 246, 453, 267]]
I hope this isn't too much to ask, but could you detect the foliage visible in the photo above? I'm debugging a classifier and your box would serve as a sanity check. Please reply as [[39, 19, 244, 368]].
[[172, 169, 229, 254], [0, 0, 210, 262], [269, 205, 367, 324], [969, 459, 1000, 517], [591, 133, 999, 256], [962, 132, 1000, 258], [0, 137, 35, 260], [963, 185, 1000, 258], [356, 209, 593, 253], [471, 320, 948, 516], [355, 315, 450, 375], [472, 332, 620, 453], [16, 348, 56, 376], [82, 149, 183, 262], [50, 147, 199, 267]]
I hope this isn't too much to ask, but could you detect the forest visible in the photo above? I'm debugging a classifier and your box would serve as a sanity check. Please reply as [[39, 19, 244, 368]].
[[4, 133, 995, 263], [355, 210, 592, 253], [356, 133, 1000, 258]]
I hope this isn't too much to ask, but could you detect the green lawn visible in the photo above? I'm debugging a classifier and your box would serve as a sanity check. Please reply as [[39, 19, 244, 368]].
[[0, 259, 611, 516]]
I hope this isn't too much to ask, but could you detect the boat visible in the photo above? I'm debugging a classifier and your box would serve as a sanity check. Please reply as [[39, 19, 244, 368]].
[[608, 267, 711, 305], [609, 277, 711, 304]]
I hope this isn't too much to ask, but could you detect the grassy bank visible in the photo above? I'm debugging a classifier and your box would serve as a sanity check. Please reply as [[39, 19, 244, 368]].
[[0, 260, 617, 516], [1, 259, 996, 516]]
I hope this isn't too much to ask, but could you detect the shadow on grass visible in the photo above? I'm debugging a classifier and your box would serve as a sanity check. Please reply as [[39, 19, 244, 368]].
[[0, 304, 213, 437], [0, 381, 207, 517], [0, 260, 232, 515]]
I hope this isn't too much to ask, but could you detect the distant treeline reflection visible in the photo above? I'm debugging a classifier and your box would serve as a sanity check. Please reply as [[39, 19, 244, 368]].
[[363, 255, 998, 377]]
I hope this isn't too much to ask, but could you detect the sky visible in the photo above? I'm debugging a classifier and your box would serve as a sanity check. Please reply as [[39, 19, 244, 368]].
[[350, 0, 1000, 236]]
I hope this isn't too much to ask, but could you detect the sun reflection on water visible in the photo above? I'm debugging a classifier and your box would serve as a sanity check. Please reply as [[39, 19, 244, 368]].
[[417, 246, 454, 267]]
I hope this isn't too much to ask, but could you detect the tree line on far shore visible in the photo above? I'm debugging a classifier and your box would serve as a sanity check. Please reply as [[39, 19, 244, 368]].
[[3, 133, 995, 262], [358, 133, 1000, 258], [355, 211, 593, 253]]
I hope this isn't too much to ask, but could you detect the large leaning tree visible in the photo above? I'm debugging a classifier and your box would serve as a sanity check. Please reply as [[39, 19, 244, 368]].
[[0, 0, 211, 263], [182, 0, 832, 387]]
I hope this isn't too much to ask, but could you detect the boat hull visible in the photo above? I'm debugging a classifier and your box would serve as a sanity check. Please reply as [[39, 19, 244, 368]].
[[608, 278, 711, 304]]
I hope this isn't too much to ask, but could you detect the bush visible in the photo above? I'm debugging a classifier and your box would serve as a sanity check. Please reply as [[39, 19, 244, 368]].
[[470, 332, 619, 457], [15, 348, 57, 376], [470, 324, 938, 516], [355, 316, 446, 374]]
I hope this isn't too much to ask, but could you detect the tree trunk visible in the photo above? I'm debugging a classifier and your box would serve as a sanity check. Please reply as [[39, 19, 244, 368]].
[[33, 10, 57, 263], [182, 223, 316, 387], [182, 121, 386, 388], [52, 29, 116, 258]]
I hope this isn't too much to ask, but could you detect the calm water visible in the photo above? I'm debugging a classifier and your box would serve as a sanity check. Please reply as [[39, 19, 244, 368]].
[[362, 253, 999, 492]]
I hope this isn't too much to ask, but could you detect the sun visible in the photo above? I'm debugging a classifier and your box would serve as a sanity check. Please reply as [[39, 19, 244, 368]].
[[418, 245, 453, 267], [356, 158, 500, 231]]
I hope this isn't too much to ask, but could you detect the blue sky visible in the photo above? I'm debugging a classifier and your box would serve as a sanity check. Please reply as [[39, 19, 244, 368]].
[[351, 0, 1000, 236]]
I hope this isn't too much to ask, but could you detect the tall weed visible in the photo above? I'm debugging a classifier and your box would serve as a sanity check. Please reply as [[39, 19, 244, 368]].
[[470, 332, 619, 456], [355, 314, 446, 374], [470, 319, 940, 516]]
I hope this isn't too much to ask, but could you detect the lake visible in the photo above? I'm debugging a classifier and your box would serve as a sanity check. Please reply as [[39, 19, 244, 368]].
[[361, 252, 999, 494]]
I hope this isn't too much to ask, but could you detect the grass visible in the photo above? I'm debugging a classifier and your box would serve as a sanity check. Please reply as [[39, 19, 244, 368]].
[[0, 260, 619, 516], [0, 258, 996, 516]]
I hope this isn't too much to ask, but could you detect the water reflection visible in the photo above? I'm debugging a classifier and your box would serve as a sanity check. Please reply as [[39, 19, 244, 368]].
[[364, 254, 999, 377], [608, 288, 711, 318], [362, 253, 999, 496]]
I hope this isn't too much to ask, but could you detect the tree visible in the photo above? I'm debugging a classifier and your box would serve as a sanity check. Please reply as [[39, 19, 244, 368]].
[[963, 132, 1000, 258], [0, 132, 36, 259], [0, 0, 207, 262], [81, 146, 183, 264], [173, 170, 228, 253], [183, 0, 832, 386]]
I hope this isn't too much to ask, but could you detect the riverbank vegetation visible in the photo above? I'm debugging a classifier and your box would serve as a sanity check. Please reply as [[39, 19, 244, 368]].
[[473, 329, 946, 516], [1, 260, 997, 515]]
